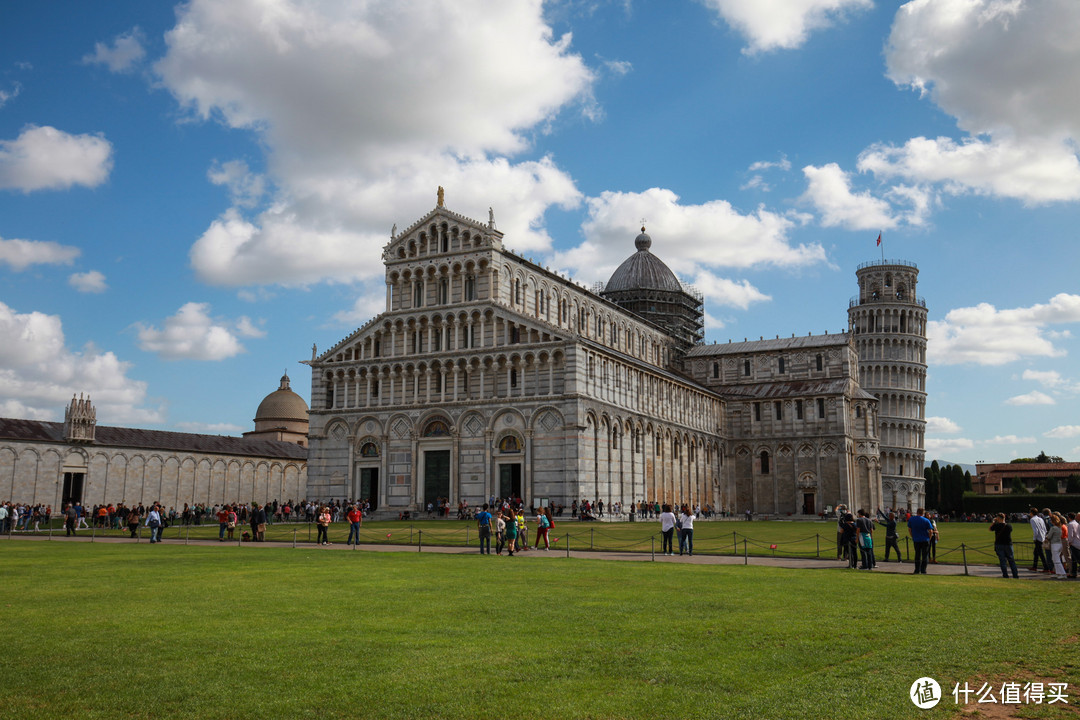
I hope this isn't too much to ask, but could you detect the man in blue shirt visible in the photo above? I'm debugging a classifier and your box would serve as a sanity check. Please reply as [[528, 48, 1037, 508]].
[[907, 508, 934, 574], [475, 504, 492, 555]]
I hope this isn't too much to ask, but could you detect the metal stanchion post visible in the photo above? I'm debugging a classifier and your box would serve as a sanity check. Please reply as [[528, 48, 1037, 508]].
[[91, 523, 95, 543], [733, 531, 737, 554], [466, 525, 470, 547], [962, 543, 969, 576], [418, 529, 422, 552], [293, 528, 297, 548], [905, 537, 910, 562], [185, 525, 190, 545], [410, 526, 413, 544], [744, 538, 748, 565], [816, 534, 820, 558], [590, 527, 594, 550], [651, 536, 655, 561]]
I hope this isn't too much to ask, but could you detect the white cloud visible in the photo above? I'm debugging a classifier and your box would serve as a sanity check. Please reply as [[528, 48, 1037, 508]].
[[872, 0, 1080, 205], [887, 0, 1080, 142], [207, 159, 266, 209], [801, 163, 897, 230], [83, 27, 147, 73], [691, 271, 771, 310], [1005, 390, 1056, 406], [701, 0, 872, 53], [749, 158, 792, 173], [983, 435, 1036, 445], [926, 416, 962, 434], [1022, 369, 1080, 394], [156, 0, 595, 288], [234, 316, 266, 338], [0, 125, 113, 192], [927, 293, 1080, 365], [1045, 425, 1080, 439], [602, 58, 633, 76], [549, 187, 824, 290], [0, 301, 161, 424], [925, 437, 975, 455], [135, 302, 255, 361], [858, 136, 1080, 204], [0, 81, 20, 109], [333, 290, 389, 326], [0, 236, 80, 270], [68, 270, 107, 294]]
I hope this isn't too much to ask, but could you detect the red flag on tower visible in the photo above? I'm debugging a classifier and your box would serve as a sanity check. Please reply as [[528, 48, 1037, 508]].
[[876, 232, 882, 247]]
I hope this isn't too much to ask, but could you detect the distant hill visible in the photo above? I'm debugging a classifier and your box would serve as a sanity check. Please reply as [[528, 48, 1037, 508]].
[[928, 460, 977, 475]]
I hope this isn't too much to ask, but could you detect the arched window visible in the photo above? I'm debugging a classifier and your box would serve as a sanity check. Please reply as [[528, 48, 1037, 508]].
[[438, 278, 449, 304], [712, 362, 719, 379], [413, 281, 424, 307], [760, 450, 770, 474], [465, 276, 476, 301]]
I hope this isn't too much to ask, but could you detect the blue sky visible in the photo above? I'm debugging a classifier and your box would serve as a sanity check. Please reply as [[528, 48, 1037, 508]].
[[2, 0, 1079, 464]]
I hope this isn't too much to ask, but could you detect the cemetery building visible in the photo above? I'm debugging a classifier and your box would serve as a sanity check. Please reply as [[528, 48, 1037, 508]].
[[0, 378, 309, 509]]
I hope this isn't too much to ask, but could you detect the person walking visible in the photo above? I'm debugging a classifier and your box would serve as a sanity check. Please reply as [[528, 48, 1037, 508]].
[[1048, 513, 1066, 577], [1067, 513, 1080, 579], [226, 505, 237, 541], [494, 511, 507, 555], [835, 505, 848, 561], [679, 504, 696, 556], [145, 505, 162, 544], [907, 508, 934, 574], [535, 507, 551, 550], [64, 503, 78, 537], [127, 507, 141, 539], [476, 504, 493, 554], [1030, 507, 1050, 573], [990, 513, 1019, 578], [504, 510, 518, 556], [659, 504, 677, 556]]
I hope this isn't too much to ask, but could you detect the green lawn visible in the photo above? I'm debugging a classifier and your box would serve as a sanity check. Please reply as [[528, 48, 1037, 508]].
[[23, 516, 1045, 567], [1, 541, 1078, 720]]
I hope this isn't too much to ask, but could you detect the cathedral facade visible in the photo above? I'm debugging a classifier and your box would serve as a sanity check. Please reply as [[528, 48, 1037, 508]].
[[306, 197, 927, 514]]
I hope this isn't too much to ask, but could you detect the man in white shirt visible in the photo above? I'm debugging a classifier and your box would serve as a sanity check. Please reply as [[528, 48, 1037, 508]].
[[1030, 507, 1049, 573], [1067, 513, 1080, 579]]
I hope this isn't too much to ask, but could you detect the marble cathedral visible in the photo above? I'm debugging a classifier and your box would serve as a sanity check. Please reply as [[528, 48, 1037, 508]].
[[306, 193, 927, 514]]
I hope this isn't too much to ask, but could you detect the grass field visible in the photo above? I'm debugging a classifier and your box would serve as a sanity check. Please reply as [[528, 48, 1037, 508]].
[[2, 541, 1078, 720], [17, 517, 1048, 568]]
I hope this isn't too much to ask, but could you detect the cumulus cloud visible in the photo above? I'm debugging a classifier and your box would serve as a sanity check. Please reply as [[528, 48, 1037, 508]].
[[1045, 425, 1080, 439], [82, 27, 146, 73], [156, 0, 595, 288], [801, 164, 897, 230], [68, 270, 108, 294], [984, 434, 1037, 445], [0, 236, 80, 271], [700, 0, 872, 53], [0, 301, 162, 424], [207, 159, 266, 209], [873, 0, 1080, 204], [926, 416, 962, 434], [549, 188, 823, 299], [858, 136, 1080, 204], [925, 437, 975, 455], [0, 125, 113, 192], [135, 302, 258, 361], [1021, 369, 1080, 395], [927, 293, 1080, 365], [1005, 390, 1056, 406]]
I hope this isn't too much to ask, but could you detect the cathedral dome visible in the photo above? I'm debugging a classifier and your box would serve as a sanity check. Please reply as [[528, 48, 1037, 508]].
[[605, 227, 683, 294], [255, 373, 309, 423]]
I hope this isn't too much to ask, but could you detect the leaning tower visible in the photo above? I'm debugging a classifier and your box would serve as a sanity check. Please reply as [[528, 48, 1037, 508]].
[[848, 260, 927, 510]]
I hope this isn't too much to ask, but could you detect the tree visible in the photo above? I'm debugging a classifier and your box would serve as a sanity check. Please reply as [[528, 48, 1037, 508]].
[[1067, 474, 1080, 494], [924, 461, 941, 509], [1010, 477, 1029, 494]]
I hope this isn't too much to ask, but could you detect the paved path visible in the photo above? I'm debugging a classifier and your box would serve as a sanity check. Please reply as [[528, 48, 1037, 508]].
[[6, 532, 1067, 581]]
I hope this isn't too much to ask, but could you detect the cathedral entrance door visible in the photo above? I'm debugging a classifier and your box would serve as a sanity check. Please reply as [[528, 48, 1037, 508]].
[[424, 451, 450, 508], [62, 472, 84, 507], [499, 464, 522, 501], [802, 492, 815, 516], [360, 468, 379, 511]]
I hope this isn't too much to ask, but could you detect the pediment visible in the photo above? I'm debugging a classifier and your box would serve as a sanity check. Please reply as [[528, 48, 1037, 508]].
[[382, 204, 503, 263]]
